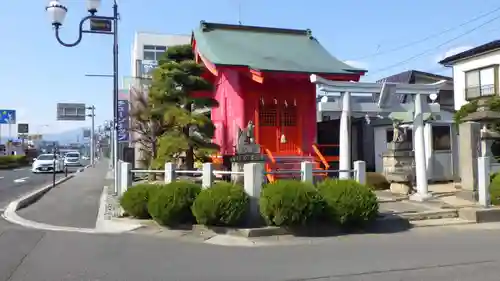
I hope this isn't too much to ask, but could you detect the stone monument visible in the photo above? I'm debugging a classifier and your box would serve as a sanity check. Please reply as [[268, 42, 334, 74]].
[[230, 121, 265, 183], [382, 119, 416, 195]]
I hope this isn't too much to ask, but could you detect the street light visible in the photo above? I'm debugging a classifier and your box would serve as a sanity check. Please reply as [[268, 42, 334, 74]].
[[86, 106, 95, 167], [46, 0, 120, 193]]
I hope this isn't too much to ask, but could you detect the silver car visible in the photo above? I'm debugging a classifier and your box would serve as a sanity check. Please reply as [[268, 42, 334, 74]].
[[64, 152, 82, 166]]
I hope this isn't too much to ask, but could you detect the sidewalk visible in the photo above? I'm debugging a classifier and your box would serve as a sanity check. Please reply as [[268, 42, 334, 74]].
[[16, 161, 110, 229]]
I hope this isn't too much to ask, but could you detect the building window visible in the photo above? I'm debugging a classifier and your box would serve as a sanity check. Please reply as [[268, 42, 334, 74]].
[[143, 45, 167, 61], [432, 125, 451, 151], [465, 66, 497, 100]]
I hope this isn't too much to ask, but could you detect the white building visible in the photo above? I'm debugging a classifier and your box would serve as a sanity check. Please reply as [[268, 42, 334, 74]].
[[128, 32, 191, 167], [439, 40, 500, 110], [439, 40, 500, 175]]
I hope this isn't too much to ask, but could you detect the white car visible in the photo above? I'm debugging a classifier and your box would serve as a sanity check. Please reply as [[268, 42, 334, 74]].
[[64, 152, 82, 166], [32, 154, 64, 173]]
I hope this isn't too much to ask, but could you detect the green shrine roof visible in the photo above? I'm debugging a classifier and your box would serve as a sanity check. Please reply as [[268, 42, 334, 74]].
[[192, 21, 367, 75]]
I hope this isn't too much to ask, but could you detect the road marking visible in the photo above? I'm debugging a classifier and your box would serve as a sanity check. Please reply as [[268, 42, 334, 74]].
[[13, 177, 29, 183], [0, 176, 4, 180], [13, 168, 27, 171]]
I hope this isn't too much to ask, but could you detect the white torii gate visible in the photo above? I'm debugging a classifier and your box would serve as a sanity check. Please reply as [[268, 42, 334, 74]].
[[310, 74, 445, 201]]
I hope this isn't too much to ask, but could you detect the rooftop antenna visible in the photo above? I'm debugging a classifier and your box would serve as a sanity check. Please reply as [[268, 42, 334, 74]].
[[237, 0, 242, 25]]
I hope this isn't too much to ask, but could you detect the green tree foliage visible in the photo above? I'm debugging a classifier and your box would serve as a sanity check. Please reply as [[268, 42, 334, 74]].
[[149, 44, 219, 169]]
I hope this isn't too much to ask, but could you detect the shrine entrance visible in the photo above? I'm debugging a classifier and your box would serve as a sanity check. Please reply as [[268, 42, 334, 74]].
[[257, 97, 301, 154]]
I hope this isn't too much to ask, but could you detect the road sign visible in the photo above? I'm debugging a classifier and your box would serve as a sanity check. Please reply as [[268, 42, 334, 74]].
[[138, 59, 158, 79], [117, 100, 129, 142], [90, 19, 112, 32], [17, 123, 29, 134], [57, 103, 86, 121], [83, 129, 91, 138], [0, 109, 16, 124]]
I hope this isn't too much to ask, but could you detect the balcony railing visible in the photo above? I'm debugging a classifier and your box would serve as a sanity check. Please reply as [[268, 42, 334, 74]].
[[465, 84, 496, 100]]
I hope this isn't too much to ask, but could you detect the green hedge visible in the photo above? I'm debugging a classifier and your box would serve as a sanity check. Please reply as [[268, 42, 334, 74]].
[[317, 179, 379, 229], [120, 183, 159, 219], [490, 173, 500, 206], [192, 182, 249, 226], [0, 155, 28, 169], [147, 181, 201, 226], [259, 180, 325, 227]]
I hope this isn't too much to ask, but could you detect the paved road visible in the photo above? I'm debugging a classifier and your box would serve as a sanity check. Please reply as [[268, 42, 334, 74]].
[[0, 161, 88, 209], [17, 161, 107, 228], [0, 218, 499, 280]]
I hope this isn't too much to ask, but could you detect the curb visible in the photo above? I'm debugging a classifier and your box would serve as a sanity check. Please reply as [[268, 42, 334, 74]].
[[2, 164, 141, 234]]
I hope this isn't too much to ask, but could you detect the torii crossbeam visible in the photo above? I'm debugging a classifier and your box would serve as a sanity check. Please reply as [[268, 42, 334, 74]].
[[311, 74, 446, 201]]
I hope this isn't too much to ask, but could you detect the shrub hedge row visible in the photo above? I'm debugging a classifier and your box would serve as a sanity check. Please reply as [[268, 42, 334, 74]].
[[0, 155, 28, 169], [120, 178, 380, 230], [489, 173, 500, 205]]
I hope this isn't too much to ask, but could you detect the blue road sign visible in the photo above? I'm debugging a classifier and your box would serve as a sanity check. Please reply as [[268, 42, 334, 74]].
[[0, 109, 16, 124], [117, 100, 129, 142]]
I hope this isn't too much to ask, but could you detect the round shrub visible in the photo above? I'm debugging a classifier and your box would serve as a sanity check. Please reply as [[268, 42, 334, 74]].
[[147, 181, 201, 226], [317, 179, 379, 229], [259, 180, 325, 227], [120, 183, 159, 219], [191, 182, 249, 226], [490, 173, 500, 205], [366, 172, 390, 190]]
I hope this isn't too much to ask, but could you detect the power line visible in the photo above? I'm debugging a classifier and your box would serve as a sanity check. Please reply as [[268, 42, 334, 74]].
[[367, 13, 500, 76], [348, 6, 500, 61]]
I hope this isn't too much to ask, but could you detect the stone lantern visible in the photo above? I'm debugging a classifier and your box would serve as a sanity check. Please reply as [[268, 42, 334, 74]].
[[461, 98, 500, 158]]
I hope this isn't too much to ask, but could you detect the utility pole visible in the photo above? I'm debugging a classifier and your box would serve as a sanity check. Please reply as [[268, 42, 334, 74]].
[[87, 105, 96, 166]]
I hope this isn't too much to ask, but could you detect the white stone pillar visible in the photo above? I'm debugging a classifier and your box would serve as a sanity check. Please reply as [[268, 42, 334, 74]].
[[354, 160, 366, 185], [300, 161, 313, 183], [244, 163, 264, 222], [164, 162, 175, 184], [202, 162, 214, 189], [410, 93, 431, 201], [339, 92, 351, 179], [120, 161, 132, 196], [424, 123, 433, 180], [477, 156, 491, 207]]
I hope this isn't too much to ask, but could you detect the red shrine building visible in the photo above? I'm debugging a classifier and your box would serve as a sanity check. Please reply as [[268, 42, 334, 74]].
[[191, 21, 366, 179]]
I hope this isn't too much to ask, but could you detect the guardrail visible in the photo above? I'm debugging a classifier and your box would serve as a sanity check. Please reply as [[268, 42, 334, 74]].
[[117, 160, 366, 198]]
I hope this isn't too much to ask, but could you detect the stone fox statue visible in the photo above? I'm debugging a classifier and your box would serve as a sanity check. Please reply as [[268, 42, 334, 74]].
[[237, 121, 256, 145], [391, 119, 408, 143]]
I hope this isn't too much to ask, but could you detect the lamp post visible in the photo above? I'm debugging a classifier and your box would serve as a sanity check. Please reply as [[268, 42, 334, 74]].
[[46, 0, 119, 191], [86, 105, 95, 167]]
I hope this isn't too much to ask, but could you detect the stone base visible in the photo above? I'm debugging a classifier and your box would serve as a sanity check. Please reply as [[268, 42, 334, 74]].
[[390, 182, 412, 195], [231, 162, 244, 184], [409, 192, 433, 202], [456, 190, 478, 202]]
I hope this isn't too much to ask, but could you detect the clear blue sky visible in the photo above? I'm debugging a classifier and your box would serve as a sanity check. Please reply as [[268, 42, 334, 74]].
[[1, 0, 499, 136]]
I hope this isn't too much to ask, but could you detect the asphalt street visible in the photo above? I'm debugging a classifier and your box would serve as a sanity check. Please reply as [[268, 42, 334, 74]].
[[0, 161, 88, 209], [0, 217, 498, 280]]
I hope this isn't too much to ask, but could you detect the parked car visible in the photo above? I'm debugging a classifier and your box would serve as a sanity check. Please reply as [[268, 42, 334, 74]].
[[64, 152, 82, 166], [32, 154, 64, 173]]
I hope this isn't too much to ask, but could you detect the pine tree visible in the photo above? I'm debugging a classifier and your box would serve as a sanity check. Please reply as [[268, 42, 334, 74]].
[[149, 44, 218, 169]]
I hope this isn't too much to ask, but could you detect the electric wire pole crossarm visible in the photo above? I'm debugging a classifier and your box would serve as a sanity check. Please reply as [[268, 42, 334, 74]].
[[46, 0, 120, 194]]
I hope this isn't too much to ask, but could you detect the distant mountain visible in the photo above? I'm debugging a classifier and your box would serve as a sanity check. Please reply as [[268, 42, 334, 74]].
[[0, 128, 90, 145]]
